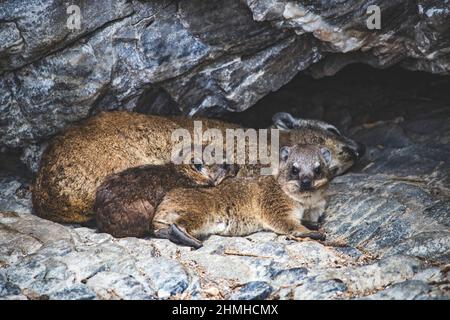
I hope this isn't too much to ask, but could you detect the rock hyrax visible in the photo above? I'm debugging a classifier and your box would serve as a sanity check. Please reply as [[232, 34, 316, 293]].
[[33, 111, 363, 224], [153, 144, 332, 248], [94, 161, 237, 238]]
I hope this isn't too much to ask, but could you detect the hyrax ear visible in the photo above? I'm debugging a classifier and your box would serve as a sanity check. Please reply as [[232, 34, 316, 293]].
[[272, 112, 299, 130], [280, 146, 290, 162], [320, 147, 332, 166]]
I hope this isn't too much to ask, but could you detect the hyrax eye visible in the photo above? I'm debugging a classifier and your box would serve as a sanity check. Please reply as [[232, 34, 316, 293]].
[[193, 164, 203, 172], [314, 166, 321, 175], [291, 166, 299, 175]]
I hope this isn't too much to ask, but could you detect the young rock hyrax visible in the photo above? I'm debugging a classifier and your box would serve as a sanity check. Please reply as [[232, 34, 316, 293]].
[[94, 161, 237, 238], [153, 144, 332, 248]]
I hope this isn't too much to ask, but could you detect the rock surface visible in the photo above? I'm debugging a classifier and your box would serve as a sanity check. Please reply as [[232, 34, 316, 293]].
[[1, 0, 450, 154], [1, 94, 449, 299], [0, 1, 449, 300]]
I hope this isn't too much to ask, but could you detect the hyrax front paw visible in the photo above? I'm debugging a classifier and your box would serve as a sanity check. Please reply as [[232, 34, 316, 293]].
[[291, 230, 326, 241]]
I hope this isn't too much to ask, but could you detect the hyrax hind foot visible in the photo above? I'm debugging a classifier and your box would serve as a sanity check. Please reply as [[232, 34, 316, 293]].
[[154, 224, 203, 249]]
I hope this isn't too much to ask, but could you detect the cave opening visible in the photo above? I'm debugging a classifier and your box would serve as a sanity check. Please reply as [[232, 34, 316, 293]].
[[218, 64, 450, 177], [222, 63, 450, 130]]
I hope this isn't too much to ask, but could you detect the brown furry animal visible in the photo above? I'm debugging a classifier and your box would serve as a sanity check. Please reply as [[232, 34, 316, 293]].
[[153, 144, 332, 248], [94, 162, 237, 238], [33, 111, 364, 224]]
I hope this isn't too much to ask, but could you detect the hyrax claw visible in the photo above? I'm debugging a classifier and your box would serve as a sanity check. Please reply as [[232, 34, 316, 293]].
[[168, 224, 203, 249]]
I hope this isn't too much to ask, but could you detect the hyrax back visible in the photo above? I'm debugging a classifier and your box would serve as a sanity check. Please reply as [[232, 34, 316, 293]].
[[94, 162, 236, 238], [33, 111, 239, 224], [153, 144, 332, 247]]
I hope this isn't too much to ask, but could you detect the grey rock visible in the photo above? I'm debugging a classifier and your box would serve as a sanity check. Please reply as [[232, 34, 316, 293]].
[[245, 0, 450, 76], [0, 0, 134, 72], [230, 281, 273, 300], [0, 4, 449, 299], [162, 35, 321, 116], [353, 124, 412, 148], [6, 258, 49, 290], [0, 174, 32, 214], [47, 285, 97, 300], [367, 280, 431, 300], [1, 0, 449, 151], [412, 267, 448, 283], [315, 255, 423, 295], [0, 205, 447, 300], [293, 278, 348, 300], [270, 267, 309, 287], [423, 201, 450, 228], [324, 173, 450, 262], [0, 295, 28, 300], [86, 272, 155, 300], [20, 143, 47, 174], [0, 270, 21, 297], [136, 257, 189, 299]]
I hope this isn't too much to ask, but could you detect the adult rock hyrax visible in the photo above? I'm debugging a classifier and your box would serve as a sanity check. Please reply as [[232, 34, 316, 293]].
[[94, 160, 237, 238], [33, 111, 364, 224], [153, 144, 333, 248]]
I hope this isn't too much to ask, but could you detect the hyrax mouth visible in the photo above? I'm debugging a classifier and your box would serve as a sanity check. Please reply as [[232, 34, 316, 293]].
[[296, 178, 328, 194]]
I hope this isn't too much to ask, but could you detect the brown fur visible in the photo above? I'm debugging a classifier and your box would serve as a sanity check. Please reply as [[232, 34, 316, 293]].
[[33, 111, 361, 224], [94, 162, 237, 238], [153, 145, 332, 244]]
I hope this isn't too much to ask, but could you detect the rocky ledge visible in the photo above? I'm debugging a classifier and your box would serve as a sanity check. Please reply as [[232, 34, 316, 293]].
[[1, 103, 449, 300], [0, 0, 449, 300], [1, 0, 450, 158]]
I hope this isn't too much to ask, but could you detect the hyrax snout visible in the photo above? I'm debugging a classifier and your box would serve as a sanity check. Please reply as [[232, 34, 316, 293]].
[[153, 144, 332, 248], [278, 144, 332, 192]]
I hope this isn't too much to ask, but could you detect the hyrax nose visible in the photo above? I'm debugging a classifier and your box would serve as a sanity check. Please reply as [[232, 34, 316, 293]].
[[300, 178, 312, 190]]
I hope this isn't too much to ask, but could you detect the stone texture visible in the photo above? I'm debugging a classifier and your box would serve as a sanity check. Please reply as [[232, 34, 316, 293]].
[[0, 201, 448, 300], [1, 79, 450, 298], [0, 1, 449, 301], [1, 0, 449, 156], [230, 281, 273, 300]]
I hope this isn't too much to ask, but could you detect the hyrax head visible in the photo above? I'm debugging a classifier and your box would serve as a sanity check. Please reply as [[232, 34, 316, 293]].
[[277, 144, 332, 198], [180, 161, 238, 187], [273, 112, 365, 177], [175, 145, 238, 186]]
